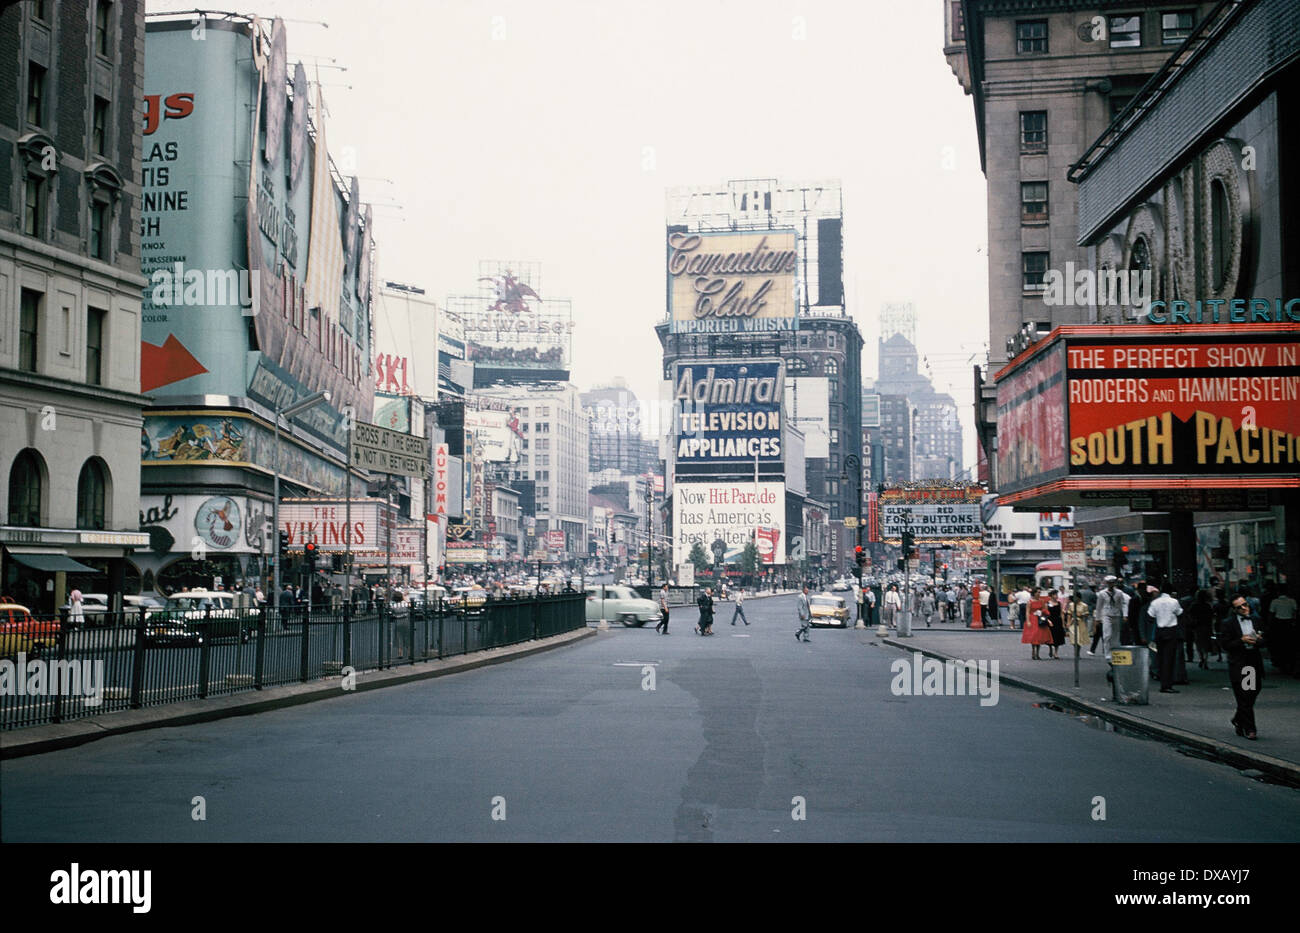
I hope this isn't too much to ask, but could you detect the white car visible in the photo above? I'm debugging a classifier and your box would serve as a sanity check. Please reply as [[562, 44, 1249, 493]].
[[585, 585, 661, 627]]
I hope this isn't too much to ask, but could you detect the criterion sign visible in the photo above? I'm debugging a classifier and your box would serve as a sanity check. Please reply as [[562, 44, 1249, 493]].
[[351, 421, 429, 478]]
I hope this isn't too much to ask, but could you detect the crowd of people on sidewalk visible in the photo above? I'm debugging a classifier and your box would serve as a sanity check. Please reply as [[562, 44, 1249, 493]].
[[1007, 575, 1294, 742]]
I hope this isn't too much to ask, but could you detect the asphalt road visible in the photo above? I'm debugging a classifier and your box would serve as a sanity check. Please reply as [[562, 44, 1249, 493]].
[[3, 594, 1297, 842]]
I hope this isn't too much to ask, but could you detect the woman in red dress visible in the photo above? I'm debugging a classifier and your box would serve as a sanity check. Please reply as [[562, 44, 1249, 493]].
[[1020, 587, 1053, 659]]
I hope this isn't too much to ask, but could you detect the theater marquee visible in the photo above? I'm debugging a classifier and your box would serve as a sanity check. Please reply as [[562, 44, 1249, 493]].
[[995, 324, 1300, 505]]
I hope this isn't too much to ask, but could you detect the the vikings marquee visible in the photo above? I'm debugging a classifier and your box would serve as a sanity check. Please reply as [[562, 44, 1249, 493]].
[[995, 324, 1300, 505]]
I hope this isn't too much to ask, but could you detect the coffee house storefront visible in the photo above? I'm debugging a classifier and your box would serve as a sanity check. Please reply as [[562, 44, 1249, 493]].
[[0, 527, 150, 616]]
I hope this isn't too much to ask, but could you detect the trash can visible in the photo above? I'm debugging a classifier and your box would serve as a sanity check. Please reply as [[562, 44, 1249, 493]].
[[1110, 645, 1150, 704], [897, 607, 912, 637]]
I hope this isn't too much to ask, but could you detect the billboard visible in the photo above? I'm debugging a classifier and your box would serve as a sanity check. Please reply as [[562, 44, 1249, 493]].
[[1066, 337, 1300, 476], [142, 20, 371, 449], [672, 481, 786, 566], [980, 501, 1073, 553], [672, 361, 783, 467], [667, 229, 799, 334], [137, 493, 272, 556], [784, 377, 829, 459], [464, 408, 522, 463], [446, 264, 573, 376], [995, 342, 1067, 495]]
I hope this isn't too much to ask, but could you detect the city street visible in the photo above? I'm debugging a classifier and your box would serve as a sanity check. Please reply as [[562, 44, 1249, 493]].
[[4, 594, 1296, 843]]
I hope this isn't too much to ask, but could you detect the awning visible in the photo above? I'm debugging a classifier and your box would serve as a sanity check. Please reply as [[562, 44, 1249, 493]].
[[8, 552, 100, 574]]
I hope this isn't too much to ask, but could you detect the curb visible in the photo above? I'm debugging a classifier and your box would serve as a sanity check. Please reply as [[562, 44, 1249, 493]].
[[0, 627, 596, 760], [881, 637, 1300, 787]]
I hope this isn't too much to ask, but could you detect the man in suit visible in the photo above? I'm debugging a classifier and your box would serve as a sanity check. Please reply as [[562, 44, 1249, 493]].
[[796, 585, 812, 642], [696, 587, 715, 636], [1220, 595, 1266, 739]]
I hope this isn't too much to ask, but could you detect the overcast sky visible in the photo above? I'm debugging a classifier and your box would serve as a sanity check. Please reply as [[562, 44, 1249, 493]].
[[150, 0, 990, 467]]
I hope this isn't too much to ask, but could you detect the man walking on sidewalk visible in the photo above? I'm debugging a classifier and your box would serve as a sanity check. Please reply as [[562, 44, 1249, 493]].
[[1093, 575, 1128, 660], [1148, 585, 1184, 693], [731, 588, 749, 625], [883, 584, 902, 629]]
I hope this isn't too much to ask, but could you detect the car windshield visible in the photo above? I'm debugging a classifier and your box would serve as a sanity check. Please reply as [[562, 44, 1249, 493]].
[[811, 597, 842, 607], [166, 596, 216, 610]]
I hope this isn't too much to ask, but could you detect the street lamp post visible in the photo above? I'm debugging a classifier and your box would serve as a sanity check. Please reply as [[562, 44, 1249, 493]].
[[842, 453, 863, 626], [272, 391, 331, 612]]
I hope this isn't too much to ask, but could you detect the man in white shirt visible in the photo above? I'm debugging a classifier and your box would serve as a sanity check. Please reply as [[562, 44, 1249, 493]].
[[1013, 587, 1031, 631], [1092, 576, 1129, 660], [1148, 586, 1184, 693], [883, 584, 902, 629], [730, 588, 749, 626]]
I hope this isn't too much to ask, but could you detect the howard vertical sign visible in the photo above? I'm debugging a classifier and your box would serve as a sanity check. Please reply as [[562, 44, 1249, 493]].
[[351, 421, 429, 478]]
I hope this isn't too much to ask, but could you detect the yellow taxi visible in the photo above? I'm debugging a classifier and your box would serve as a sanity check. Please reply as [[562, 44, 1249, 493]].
[[0, 603, 50, 655], [809, 593, 850, 627]]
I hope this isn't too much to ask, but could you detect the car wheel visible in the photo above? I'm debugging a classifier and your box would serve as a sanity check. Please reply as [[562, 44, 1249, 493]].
[[619, 613, 641, 628]]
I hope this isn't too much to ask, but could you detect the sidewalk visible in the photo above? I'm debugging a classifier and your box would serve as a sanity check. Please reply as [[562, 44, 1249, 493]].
[[875, 614, 1300, 785]]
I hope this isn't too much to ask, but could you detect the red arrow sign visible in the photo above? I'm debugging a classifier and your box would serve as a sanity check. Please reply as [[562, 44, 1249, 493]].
[[141, 335, 208, 392]]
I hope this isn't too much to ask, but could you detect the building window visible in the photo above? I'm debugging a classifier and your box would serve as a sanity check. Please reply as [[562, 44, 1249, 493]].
[[1162, 10, 1194, 44], [8, 449, 44, 527], [1021, 181, 1048, 222], [1022, 252, 1049, 292], [76, 459, 108, 530], [950, 1, 965, 41], [1109, 14, 1142, 48], [830, 429, 840, 447], [26, 63, 46, 126], [33, 1, 50, 22], [1015, 20, 1047, 54], [24, 175, 46, 237], [1210, 178, 1229, 292], [827, 334, 836, 349], [95, 1, 114, 58], [1019, 111, 1047, 153], [92, 97, 110, 155], [90, 201, 111, 260], [19, 289, 41, 372], [87, 307, 107, 385], [824, 358, 838, 375]]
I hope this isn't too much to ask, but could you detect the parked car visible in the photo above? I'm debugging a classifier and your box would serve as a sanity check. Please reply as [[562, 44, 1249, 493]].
[[147, 590, 248, 640], [809, 593, 850, 627], [0, 603, 61, 650], [142, 617, 203, 647], [0, 604, 39, 657], [585, 585, 661, 627]]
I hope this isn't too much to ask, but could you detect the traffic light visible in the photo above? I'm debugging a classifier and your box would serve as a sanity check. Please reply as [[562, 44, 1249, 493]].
[[304, 540, 318, 570], [278, 531, 289, 564], [942, 562, 949, 582], [855, 545, 865, 566], [1112, 543, 1128, 575], [901, 530, 915, 557], [331, 553, 344, 572]]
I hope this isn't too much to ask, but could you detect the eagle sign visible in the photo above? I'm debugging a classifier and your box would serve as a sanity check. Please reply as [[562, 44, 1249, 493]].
[[479, 270, 541, 315]]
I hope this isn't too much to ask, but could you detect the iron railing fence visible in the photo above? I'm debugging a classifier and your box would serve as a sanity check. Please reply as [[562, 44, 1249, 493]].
[[0, 594, 585, 731]]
